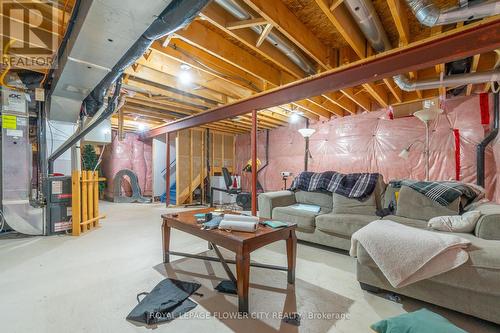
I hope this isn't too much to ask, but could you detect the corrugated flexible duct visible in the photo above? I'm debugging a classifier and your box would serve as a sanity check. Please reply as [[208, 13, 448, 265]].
[[405, 0, 500, 27], [84, 0, 212, 116], [214, 0, 317, 75], [344, 0, 500, 91]]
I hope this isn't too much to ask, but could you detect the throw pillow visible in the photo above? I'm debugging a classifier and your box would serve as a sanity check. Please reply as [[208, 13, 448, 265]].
[[396, 186, 460, 221], [428, 210, 481, 233], [371, 308, 467, 333]]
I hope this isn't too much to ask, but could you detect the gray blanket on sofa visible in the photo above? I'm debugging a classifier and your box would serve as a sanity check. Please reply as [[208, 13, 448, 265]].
[[290, 171, 379, 200]]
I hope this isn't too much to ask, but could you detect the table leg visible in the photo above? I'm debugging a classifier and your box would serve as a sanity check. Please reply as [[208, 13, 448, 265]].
[[162, 221, 171, 263], [286, 230, 297, 284], [236, 250, 250, 313]]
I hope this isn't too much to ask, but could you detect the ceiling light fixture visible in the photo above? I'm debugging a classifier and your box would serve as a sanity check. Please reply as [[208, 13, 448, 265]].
[[137, 123, 147, 132], [298, 128, 316, 138], [178, 64, 192, 85], [289, 112, 301, 123]]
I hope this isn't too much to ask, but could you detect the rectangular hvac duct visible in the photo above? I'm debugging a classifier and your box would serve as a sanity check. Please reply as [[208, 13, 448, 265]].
[[49, 0, 173, 122]]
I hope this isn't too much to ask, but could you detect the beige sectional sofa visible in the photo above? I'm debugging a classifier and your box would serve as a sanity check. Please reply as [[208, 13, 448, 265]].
[[258, 175, 387, 251], [258, 177, 500, 324]]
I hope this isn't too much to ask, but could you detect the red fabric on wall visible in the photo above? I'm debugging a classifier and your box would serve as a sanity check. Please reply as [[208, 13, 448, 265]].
[[480, 93, 490, 125], [453, 129, 461, 181]]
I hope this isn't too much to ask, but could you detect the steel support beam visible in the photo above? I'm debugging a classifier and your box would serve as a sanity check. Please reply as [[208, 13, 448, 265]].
[[145, 19, 500, 138], [251, 110, 258, 216], [165, 132, 171, 207]]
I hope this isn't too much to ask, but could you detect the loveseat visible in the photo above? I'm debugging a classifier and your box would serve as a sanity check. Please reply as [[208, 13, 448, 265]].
[[258, 178, 500, 324]]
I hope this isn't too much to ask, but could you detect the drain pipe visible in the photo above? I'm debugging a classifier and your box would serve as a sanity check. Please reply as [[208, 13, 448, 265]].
[[214, 0, 316, 75], [477, 90, 499, 187], [405, 0, 500, 27]]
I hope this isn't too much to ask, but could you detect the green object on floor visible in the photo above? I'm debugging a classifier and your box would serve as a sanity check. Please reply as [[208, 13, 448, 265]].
[[371, 308, 468, 333], [263, 221, 289, 228]]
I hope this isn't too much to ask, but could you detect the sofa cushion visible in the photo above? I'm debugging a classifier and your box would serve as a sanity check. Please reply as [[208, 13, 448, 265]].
[[471, 203, 500, 240], [294, 191, 332, 213], [258, 190, 296, 219], [331, 175, 386, 215], [382, 215, 427, 229], [396, 186, 460, 221], [272, 206, 318, 232], [332, 192, 377, 215], [315, 213, 379, 237], [356, 232, 500, 295]]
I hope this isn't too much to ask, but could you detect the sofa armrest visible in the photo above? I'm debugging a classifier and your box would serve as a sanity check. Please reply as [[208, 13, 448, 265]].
[[258, 191, 296, 219], [473, 203, 500, 240]]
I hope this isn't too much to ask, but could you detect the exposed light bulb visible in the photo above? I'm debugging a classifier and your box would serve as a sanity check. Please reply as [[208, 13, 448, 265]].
[[178, 70, 192, 85], [289, 113, 301, 123], [137, 123, 147, 132]]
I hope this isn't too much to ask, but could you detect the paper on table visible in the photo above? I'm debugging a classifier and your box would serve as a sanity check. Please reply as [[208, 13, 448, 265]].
[[219, 220, 258, 232], [223, 214, 259, 223]]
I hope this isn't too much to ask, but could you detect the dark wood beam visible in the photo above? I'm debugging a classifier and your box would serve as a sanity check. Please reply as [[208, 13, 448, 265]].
[[145, 19, 500, 138]]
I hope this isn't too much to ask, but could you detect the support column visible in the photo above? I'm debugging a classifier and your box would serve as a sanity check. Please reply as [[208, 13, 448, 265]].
[[118, 108, 124, 141], [251, 110, 258, 216], [165, 132, 171, 207]]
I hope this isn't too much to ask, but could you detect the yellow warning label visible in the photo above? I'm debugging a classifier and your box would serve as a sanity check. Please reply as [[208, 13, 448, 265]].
[[2, 115, 17, 129]]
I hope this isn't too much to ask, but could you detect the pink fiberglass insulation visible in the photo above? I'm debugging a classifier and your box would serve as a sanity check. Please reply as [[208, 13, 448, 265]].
[[131, 136, 146, 195], [235, 94, 500, 202], [101, 132, 152, 199], [143, 140, 153, 196]]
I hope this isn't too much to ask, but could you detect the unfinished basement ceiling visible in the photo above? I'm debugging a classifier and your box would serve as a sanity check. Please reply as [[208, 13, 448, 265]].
[[13, 0, 495, 135], [117, 0, 500, 134]]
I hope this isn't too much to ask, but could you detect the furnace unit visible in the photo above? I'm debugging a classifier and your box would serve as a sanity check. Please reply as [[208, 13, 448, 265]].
[[46, 176, 73, 234]]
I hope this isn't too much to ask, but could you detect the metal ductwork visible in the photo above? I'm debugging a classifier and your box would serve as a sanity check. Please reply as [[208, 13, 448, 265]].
[[214, 0, 317, 75], [394, 69, 500, 92], [83, 0, 212, 117], [345, 0, 500, 92], [477, 90, 499, 187], [48, 0, 177, 123], [47, 0, 210, 172], [405, 0, 500, 27], [344, 0, 391, 53]]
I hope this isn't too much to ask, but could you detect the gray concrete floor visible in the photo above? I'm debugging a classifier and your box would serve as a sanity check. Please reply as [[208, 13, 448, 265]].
[[0, 201, 498, 333]]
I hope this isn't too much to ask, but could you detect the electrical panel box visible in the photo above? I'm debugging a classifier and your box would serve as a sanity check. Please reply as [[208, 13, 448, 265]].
[[46, 176, 73, 234]]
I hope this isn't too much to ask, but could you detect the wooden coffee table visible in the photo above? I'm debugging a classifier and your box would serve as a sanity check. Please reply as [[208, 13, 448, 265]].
[[161, 208, 297, 313]]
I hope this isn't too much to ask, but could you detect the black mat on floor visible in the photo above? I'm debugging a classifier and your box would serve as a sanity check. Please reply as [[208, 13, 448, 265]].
[[127, 278, 201, 325], [215, 280, 238, 294]]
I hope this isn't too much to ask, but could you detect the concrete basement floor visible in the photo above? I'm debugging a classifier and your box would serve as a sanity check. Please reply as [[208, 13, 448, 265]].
[[0, 201, 499, 333]]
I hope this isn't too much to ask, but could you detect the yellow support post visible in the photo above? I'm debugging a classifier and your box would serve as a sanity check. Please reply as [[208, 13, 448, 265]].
[[93, 171, 99, 227], [71, 170, 81, 236], [87, 170, 94, 230], [81, 171, 88, 230]]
